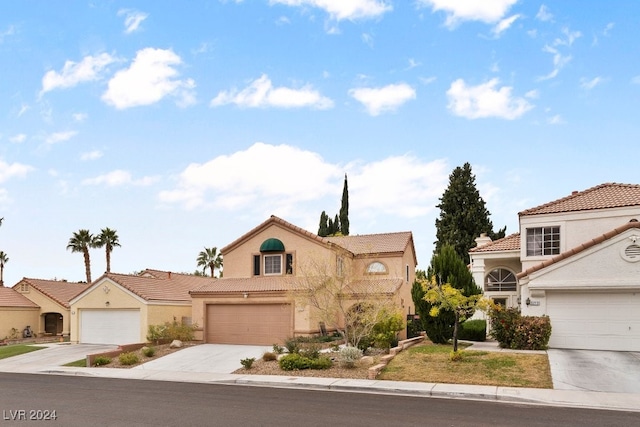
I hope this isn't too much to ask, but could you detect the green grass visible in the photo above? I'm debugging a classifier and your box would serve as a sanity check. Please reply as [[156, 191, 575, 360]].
[[0, 344, 46, 360], [63, 359, 87, 367]]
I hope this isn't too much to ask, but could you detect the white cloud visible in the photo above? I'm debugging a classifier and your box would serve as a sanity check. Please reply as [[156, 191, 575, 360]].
[[446, 78, 533, 120], [45, 131, 77, 145], [554, 27, 581, 47], [492, 14, 520, 37], [9, 134, 26, 144], [80, 150, 103, 161], [40, 53, 116, 95], [158, 142, 450, 220], [18, 104, 29, 117], [82, 170, 159, 187], [536, 5, 553, 22], [580, 76, 603, 90], [118, 9, 149, 34], [102, 48, 196, 109], [211, 74, 333, 109], [547, 114, 564, 125], [348, 83, 416, 116], [269, 0, 392, 21], [72, 113, 88, 122], [537, 45, 572, 81], [0, 159, 33, 183], [418, 0, 518, 28], [525, 89, 539, 99]]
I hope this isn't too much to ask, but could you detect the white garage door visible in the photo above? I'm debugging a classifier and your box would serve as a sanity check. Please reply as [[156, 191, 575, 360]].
[[80, 309, 141, 345], [546, 291, 640, 351]]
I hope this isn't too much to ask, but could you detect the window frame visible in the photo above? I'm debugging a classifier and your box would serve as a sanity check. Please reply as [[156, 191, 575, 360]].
[[526, 226, 560, 256], [485, 268, 517, 292], [263, 254, 283, 275], [366, 261, 387, 275]]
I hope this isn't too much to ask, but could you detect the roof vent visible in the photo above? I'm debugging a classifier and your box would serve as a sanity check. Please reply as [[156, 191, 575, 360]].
[[630, 218, 638, 222]]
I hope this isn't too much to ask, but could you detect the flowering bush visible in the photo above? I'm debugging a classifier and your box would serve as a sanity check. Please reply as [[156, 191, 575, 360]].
[[489, 304, 551, 350]]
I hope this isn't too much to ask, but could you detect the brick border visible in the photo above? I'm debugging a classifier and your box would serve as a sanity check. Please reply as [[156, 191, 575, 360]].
[[367, 335, 425, 379]]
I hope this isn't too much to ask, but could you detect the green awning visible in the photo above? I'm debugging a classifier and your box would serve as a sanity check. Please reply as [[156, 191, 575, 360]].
[[260, 238, 285, 252]]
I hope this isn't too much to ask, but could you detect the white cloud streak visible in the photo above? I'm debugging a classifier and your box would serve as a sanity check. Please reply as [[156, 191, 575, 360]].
[[40, 53, 116, 95], [82, 170, 159, 187], [269, 0, 392, 21], [0, 159, 33, 183], [118, 9, 149, 33], [446, 78, 533, 120], [45, 131, 77, 145], [348, 83, 416, 116], [418, 0, 518, 28]]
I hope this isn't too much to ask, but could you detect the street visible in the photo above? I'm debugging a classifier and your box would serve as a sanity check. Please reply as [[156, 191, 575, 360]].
[[0, 373, 637, 426]]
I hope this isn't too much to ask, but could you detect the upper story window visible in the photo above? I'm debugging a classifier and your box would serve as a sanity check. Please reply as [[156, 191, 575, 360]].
[[485, 268, 517, 292], [19, 283, 29, 292], [366, 261, 387, 274], [337, 256, 344, 276], [526, 226, 560, 256], [254, 238, 293, 276], [264, 254, 282, 275]]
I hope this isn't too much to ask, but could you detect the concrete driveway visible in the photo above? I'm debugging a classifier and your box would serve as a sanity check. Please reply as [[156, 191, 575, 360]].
[[0, 343, 119, 373], [548, 349, 640, 393], [134, 344, 272, 374]]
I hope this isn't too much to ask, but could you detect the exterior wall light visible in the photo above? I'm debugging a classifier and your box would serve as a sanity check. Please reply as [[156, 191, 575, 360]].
[[525, 297, 531, 306], [243, 293, 248, 299]]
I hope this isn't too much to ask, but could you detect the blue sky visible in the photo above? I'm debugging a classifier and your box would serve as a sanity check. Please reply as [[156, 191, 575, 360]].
[[1, 1, 638, 286]]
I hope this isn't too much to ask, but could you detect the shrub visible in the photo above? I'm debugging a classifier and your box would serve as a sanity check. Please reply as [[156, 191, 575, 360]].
[[93, 356, 112, 366], [450, 350, 464, 362], [272, 344, 284, 354], [489, 306, 521, 348], [240, 357, 256, 369], [337, 346, 363, 368], [298, 342, 321, 360], [147, 318, 196, 343], [279, 353, 310, 371], [489, 306, 552, 350], [372, 311, 404, 350], [284, 338, 300, 354], [262, 352, 277, 362], [458, 319, 487, 342], [118, 352, 139, 366], [141, 346, 156, 357], [308, 356, 332, 370]]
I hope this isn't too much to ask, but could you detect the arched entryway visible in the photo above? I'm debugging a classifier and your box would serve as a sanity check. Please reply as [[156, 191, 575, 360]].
[[43, 313, 63, 335]]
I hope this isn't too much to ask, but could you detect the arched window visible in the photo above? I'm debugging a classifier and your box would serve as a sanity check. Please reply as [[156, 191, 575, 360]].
[[366, 261, 387, 274], [485, 268, 517, 292]]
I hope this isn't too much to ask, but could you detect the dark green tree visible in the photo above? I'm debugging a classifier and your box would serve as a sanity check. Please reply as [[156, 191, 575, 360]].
[[333, 214, 340, 235], [67, 229, 99, 283], [318, 211, 329, 237], [339, 174, 349, 236], [435, 162, 506, 264], [412, 244, 481, 344]]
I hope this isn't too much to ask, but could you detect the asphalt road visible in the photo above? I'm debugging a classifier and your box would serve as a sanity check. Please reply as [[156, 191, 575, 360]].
[[0, 373, 637, 426]]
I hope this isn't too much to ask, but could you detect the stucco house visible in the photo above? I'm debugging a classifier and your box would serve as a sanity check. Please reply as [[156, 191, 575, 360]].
[[470, 183, 640, 351], [190, 215, 417, 345], [69, 269, 213, 345], [0, 287, 39, 340], [12, 278, 90, 338]]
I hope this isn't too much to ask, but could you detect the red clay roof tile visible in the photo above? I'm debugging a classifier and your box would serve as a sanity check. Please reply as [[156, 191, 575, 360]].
[[0, 287, 39, 308]]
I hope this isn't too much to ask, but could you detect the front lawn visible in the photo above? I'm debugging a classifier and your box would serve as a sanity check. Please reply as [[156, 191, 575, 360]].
[[378, 343, 552, 389], [0, 344, 46, 360]]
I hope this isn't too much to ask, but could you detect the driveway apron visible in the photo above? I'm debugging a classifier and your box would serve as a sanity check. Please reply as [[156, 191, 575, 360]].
[[548, 349, 640, 393], [0, 343, 119, 373]]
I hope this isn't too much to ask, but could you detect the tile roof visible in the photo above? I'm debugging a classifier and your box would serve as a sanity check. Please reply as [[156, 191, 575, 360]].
[[326, 232, 414, 256], [519, 183, 640, 216], [13, 278, 90, 308], [0, 287, 39, 308], [469, 233, 521, 253], [190, 276, 403, 295], [517, 220, 640, 279], [99, 269, 215, 302]]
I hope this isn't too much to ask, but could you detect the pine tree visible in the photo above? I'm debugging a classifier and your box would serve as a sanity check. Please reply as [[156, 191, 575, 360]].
[[339, 174, 349, 236], [318, 211, 329, 237], [333, 214, 340, 235], [435, 162, 506, 264]]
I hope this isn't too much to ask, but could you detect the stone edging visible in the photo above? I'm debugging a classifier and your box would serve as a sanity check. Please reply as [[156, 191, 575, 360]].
[[367, 336, 425, 379]]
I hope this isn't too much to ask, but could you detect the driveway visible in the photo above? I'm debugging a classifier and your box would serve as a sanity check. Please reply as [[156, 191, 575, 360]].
[[134, 344, 272, 374], [547, 349, 640, 393], [0, 343, 119, 373]]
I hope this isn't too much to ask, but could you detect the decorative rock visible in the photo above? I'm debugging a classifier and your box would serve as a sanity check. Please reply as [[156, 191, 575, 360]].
[[360, 356, 374, 366], [169, 340, 183, 348]]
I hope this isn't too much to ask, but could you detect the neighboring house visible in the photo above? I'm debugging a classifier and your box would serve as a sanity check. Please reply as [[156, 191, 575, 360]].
[[470, 183, 640, 351], [0, 287, 39, 339], [69, 269, 213, 345], [12, 278, 90, 337], [190, 215, 417, 345]]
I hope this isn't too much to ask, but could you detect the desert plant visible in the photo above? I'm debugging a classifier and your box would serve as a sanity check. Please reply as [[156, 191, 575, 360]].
[[298, 342, 321, 359], [337, 346, 363, 368], [119, 352, 139, 365], [272, 343, 284, 354], [8, 328, 19, 340], [147, 318, 196, 343], [262, 352, 277, 362], [141, 346, 156, 357], [284, 338, 300, 354], [308, 356, 332, 370], [240, 357, 256, 369], [279, 353, 309, 370], [93, 356, 112, 366]]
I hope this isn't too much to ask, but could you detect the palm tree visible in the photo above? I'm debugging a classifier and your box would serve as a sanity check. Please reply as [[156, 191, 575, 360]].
[[196, 247, 222, 278], [67, 229, 98, 283], [96, 227, 121, 273], [0, 251, 8, 287]]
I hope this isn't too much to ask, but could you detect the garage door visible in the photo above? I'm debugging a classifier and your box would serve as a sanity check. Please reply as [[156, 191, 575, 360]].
[[546, 291, 640, 351], [206, 304, 291, 345], [80, 309, 141, 345]]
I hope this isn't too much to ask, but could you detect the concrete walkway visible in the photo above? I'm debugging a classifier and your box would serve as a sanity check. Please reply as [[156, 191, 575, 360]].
[[1, 342, 639, 413]]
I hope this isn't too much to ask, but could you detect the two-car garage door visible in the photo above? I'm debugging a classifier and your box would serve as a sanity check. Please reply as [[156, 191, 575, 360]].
[[206, 304, 292, 345], [546, 291, 640, 351], [80, 309, 141, 345]]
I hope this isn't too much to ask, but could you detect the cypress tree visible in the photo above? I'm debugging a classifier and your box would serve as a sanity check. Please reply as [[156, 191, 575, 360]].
[[318, 211, 329, 237], [339, 174, 349, 236]]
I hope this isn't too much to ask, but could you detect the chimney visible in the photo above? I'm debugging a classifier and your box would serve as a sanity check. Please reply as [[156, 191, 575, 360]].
[[474, 233, 492, 248]]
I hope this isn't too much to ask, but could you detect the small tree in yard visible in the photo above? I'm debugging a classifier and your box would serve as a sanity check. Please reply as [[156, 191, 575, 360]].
[[421, 276, 489, 354]]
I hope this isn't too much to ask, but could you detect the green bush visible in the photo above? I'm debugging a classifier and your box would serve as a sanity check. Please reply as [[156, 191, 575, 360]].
[[272, 344, 284, 354], [141, 346, 156, 357], [262, 352, 277, 362], [147, 318, 196, 343], [372, 311, 404, 350], [308, 356, 332, 370], [284, 338, 300, 354], [278, 353, 331, 371], [298, 342, 321, 359], [93, 356, 112, 366], [489, 306, 552, 350], [118, 352, 139, 365], [458, 319, 486, 342], [337, 346, 363, 368], [240, 357, 256, 369]]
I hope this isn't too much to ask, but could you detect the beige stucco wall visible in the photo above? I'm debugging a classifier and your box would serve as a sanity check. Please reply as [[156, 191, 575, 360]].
[[16, 288, 70, 336], [0, 308, 40, 339]]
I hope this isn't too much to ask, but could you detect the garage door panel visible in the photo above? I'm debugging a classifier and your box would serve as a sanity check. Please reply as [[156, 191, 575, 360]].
[[80, 310, 140, 345], [206, 304, 291, 345], [546, 292, 640, 351]]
